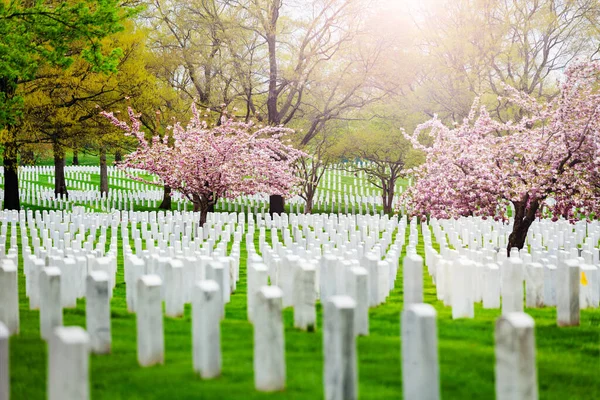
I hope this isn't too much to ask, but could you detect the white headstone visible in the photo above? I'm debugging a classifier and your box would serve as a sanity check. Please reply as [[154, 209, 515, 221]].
[[483, 263, 501, 309], [293, 262, 317, 331], [0, 322, 8, 400], [365, 253, 379, 307], [401, 304, 440, 400], [502, 257, 524, 314], [48, 327, 90, 400], [451, 258, 474, 319], [495, 313, 537, 400], [345, 267, 369, 336], [86, 271, 111, 354], [0, 260, 19, 335], [403, 254, 424, 306], [524, 263, 544, 308], [323, 295, 357, 400], [165, 259, 185, 318], [248, 263, 268, 322], [136, 275, 164, 366], [192, 280, 221, 379], [557, 260, 580, 327], [40, 267, 63, 341], [28, 258, 45, 310], [254, 286, 285, 392], [542, 264, 557, 306]]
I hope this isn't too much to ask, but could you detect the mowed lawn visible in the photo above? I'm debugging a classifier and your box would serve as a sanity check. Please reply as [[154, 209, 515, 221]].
[[7, 224, 600, 399]]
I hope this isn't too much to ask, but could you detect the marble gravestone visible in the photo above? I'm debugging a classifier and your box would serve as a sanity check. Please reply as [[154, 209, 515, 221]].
[[403, 254, 424, 306], [254, 286, 286, 392], [86, 271, 111, 354], [345, 266, 369, 336], [323, 295, 357, 400], [192, 280, 222, 379], [495, 313, 538, 400], [40, 267, 63, 341], [48, 327, 90, 400], [557, 260, 580, 327], [502, 257, 524, 314], [165, 259, 185, 318], [293, 262, 317, 331], [0, 260, 19, 335], [136, 275, 164, 366], [401, 304, 440, 400], [0, 322, 8, 400]]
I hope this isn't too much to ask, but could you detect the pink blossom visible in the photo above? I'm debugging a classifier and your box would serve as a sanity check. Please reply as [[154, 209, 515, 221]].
[[402, 61, 600, 232], [101, 104, 305, 223]]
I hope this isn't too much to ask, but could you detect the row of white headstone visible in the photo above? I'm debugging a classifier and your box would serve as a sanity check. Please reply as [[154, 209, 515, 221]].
[[0, 255, 541, 400], [3, 162, 395, 214], [1, 208, 551, 400], [421, 217, 599, 325]]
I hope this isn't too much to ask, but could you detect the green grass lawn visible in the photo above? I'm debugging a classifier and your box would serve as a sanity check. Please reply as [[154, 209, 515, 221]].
[[32, 151, 116, 167], [7, 220, 600, 399]]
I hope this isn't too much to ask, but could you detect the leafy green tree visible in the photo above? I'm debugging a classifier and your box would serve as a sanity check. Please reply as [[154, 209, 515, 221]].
[[0, 0, 139, 209], [339, 109, 423, 214]]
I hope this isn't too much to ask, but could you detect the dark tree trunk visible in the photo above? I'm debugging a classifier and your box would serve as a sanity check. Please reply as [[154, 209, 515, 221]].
[[159, 185, 172, 210], [99, 148, 108, 196], [3, 139, 20, 210], [304, 194, 314, 214], [382, 182, 394, 214], [72, 149, 79, 165], [192, 194, 210, 227], [266, 1, 281, 126], [507, 199, 540, 256], [269, 194, 284, 215], [20, 149, 35, 165], [304, 182, 316, 214], [53, 142, 69, 199], [114, 150, 122, 163]]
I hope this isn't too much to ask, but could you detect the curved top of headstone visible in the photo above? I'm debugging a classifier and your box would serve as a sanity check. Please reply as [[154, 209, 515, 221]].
[[196, 279, 220, 293], [0, 321, 8, 338], [252, 263, 268, 272], [404, 303, 436, 317], [43, 266, 61, 276], [53, 326, 90, 344], [140, 274, 162, 286], [169, 259, 184, 268], [496, 312, 535, 328], [259, 285, 283, 299], [0, 259, 16, 272], [329, 295, 356, 309], [88, 270, 109, 282]]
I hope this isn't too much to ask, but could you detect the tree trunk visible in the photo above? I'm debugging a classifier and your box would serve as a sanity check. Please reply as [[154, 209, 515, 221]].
[[304, 183, 315, 214], [114, 150, 122, 162], [53, 142, 69, 199], [3, 138, 20, 210], [99, 148, 108, 196], [382, 182, 394, 214], [72, 149, 79, 165], [193, 194, 210, 227], [304, 195, 314, 214], [266, 1, 281, 125], [269, 194, 284, 215], [507, 199, 540, 256], [159, 185, 172, 210]]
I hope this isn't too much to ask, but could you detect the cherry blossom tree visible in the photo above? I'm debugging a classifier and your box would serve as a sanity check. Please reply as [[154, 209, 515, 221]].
[[403, 61, 600, 254], [102, 105, 304, 225]]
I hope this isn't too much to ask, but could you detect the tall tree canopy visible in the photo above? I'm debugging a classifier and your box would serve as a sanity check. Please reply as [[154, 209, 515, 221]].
[[0, 0, 139, 209]]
